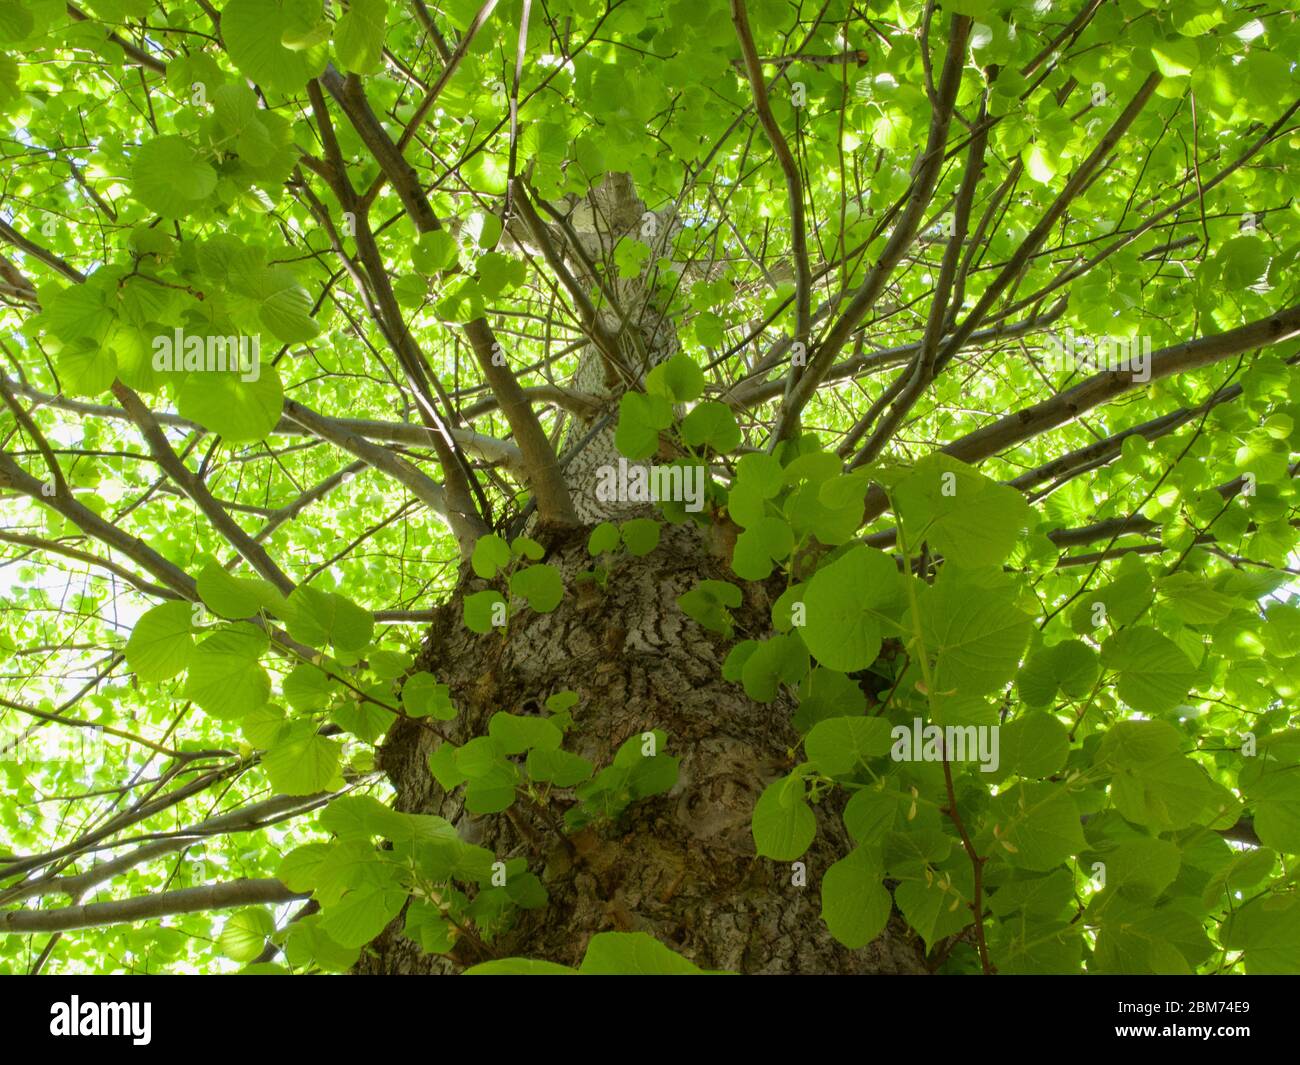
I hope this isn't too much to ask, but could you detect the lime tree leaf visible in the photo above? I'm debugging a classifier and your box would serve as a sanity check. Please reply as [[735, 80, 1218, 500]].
[[923, 573, 1033, 696], [285, 915, 361, 972], [1017, 639, 1100, 707], [319, 884, 407, 949], [1100, 628, 1198, 713], [820, 846, 891, 949], [283, 663, 335, 711], [587, 522, 619, 556], [223, 0, 329, 93], [801, 545, 904, 671], [1110, 751, 1237, 831], [646, 353, 705, 403], [526, 747, 594, 787], [614, 391, 673, 459], [680, 401, 741, 454], [987, 783, 1085, 871], [401, 672, 455, 720], [999, 713, 1070, 779], [1223, 892, 1300, 974], [130, 136, 216, 218], [578, 931, 709, 974], [196, 558, 285, 619], [264, 720, 342, 795], [334, 0, 387, 74], [285, 587, 374, 652], [731, 516, 793, 580], [488, 711, 562, 754], [124, 600, 194, 682], [471, 533, 512, 578], [895, 871, 973, 951], [412, 230, 458, 274], [805, 716, 892, 775], [218, 908, 275, 963], [465, 957, 580, 975], [620, 518, 660, 557], [892, 453, 1034, 567], [1244, 768, 1300, 854], [260, 286, 320, 344], [510, 563, 563, 613], [751, 773, 816, 860], [183, 623, 270, 719], [464, 590, 507, 633], [677, 579, 741, 637], [1090, 837, 1181, 900], [177, 365, 284, 444]]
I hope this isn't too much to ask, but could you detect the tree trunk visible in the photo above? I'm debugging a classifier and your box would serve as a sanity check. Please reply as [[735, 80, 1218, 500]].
[[355, 174, 927, 974], [356, 518, 927, 974]]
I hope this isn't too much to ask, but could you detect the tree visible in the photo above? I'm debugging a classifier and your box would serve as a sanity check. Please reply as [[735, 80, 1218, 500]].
[[0, 0, 1298, 977]]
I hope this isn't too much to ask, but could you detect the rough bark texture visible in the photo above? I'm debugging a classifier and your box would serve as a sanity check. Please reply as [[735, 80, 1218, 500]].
[[357, 519, 928, 974]]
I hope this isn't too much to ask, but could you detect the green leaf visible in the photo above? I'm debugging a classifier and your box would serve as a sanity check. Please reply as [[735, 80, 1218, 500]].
[[731, 516, 793, 580], [196, 558, 285, 619], [619, 518, 660, 557], [401, 672, 455, 720], [412, 230, 459, 275], [509, 564, 563, 613], [526, 747, 594, 787], [1017, 639, 1100, 707], [1244, 768, 1300, 854], [680, 400, 741, 454], [645, 353, 705, 403], [319, 884, 407, 949], [264, 720, 342, 795], [1100, 628, 1198, 713], [218, 908, 275, 963], [177, 365, 284, 444], [471, 533, 512, 579], [987, 783, 1085, 871], [677, 579, 741, 637], [285, 587, 374, 652], [924, 573, 1034, 696], [751, 773, 816, 861], [893, 454, 1034, 567], [614, 391, 673, 460], [464, 957, 580, 975], [464, 589, 507, 633], [125, 601, 194, 682], [805, 716, 892, 775], [999, 713, 1070, 779], [130, 136, 216, 218], [1151, 38, 1198, 78], [1223, 892, 1300, 974], [260, 286, 320, 343], [223, 0, 328, 93], [895, 871, 972, 951], [579, 932, 709, 974], [802, 546, 904, 672], [488, 712, 562, 754], [820, 846, 891, 949], [283, 663, 335, 710], [334, 0, 387, 74], [184, 623, 270, 719]]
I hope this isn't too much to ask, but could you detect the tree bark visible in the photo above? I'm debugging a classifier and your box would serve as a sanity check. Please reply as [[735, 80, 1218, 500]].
[[357, 520, 927, 974]]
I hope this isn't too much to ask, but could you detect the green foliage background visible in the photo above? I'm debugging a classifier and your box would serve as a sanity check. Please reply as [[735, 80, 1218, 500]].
[[0, 0, 1298, 974]]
